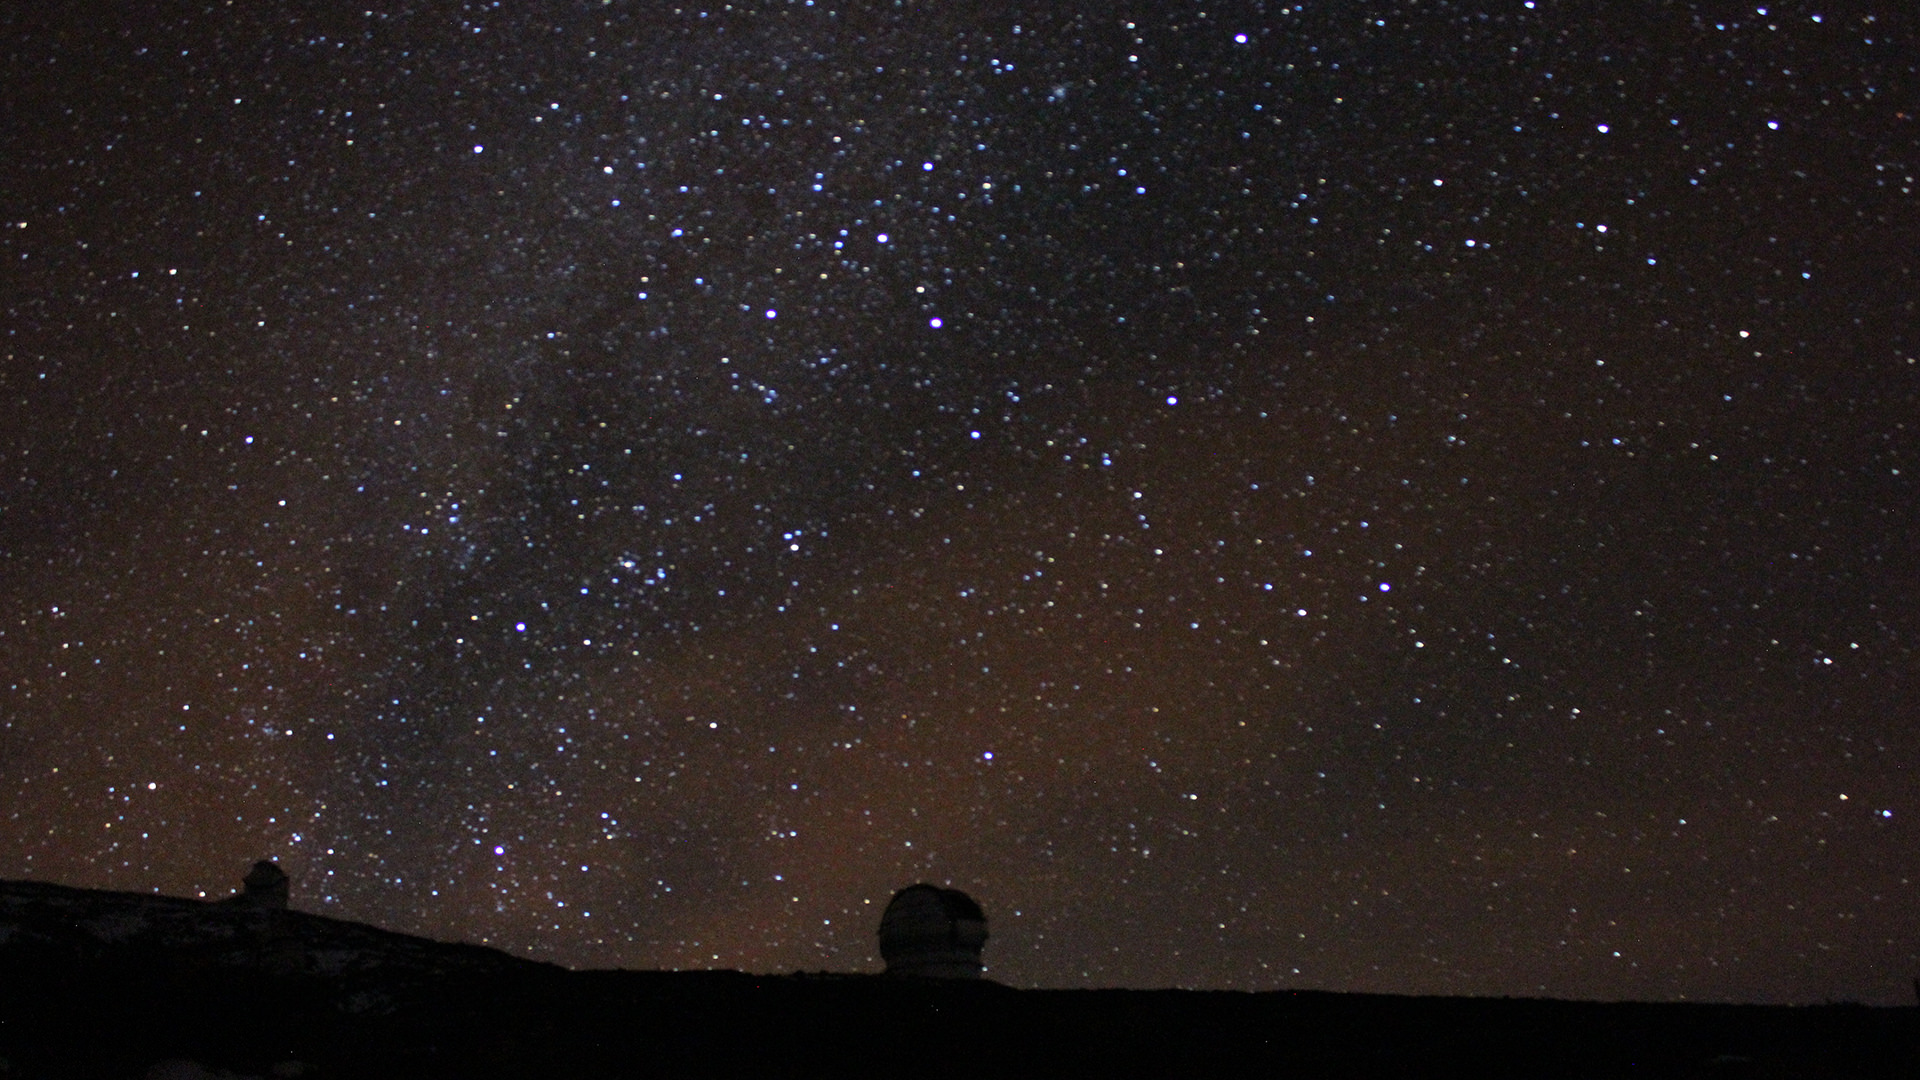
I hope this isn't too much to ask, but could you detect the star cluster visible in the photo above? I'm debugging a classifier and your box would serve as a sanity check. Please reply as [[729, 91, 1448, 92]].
[[2, 2, 1915, 1003]]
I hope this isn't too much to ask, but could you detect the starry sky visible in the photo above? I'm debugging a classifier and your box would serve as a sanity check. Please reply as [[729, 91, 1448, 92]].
[[3, 1, 1916, 1004]]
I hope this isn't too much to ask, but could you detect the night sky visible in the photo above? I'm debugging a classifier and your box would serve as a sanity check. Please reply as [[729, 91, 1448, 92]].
[[4, 1, 1916, 1005]]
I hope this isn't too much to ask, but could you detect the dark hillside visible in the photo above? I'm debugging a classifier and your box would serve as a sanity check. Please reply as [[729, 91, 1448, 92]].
[[1, 880, 1912, 1078]]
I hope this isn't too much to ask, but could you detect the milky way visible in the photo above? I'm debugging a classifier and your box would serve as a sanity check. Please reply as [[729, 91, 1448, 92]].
[[3, 2, 1915, 1003]]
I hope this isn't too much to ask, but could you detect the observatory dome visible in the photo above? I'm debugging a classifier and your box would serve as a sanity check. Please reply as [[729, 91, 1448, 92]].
[[221, 859, 289, 909], [877, 884, 988, 979]]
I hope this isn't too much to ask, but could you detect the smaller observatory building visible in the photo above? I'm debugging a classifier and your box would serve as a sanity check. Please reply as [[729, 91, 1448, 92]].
[[214, 859, 290, 909], [877, 884, 988, 979], [237, 860, 290, 908]]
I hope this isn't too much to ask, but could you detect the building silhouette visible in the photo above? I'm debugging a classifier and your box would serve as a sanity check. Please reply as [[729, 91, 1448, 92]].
[[220, 860, 289, 909], [877, 884, 988, 979]]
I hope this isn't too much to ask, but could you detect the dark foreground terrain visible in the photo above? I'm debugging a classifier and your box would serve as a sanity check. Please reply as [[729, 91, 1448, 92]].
[[1, 879, 1912, 1078]]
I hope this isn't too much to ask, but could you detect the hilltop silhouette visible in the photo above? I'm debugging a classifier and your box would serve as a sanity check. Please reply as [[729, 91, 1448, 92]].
[[0, 873, 1914, 1078]]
